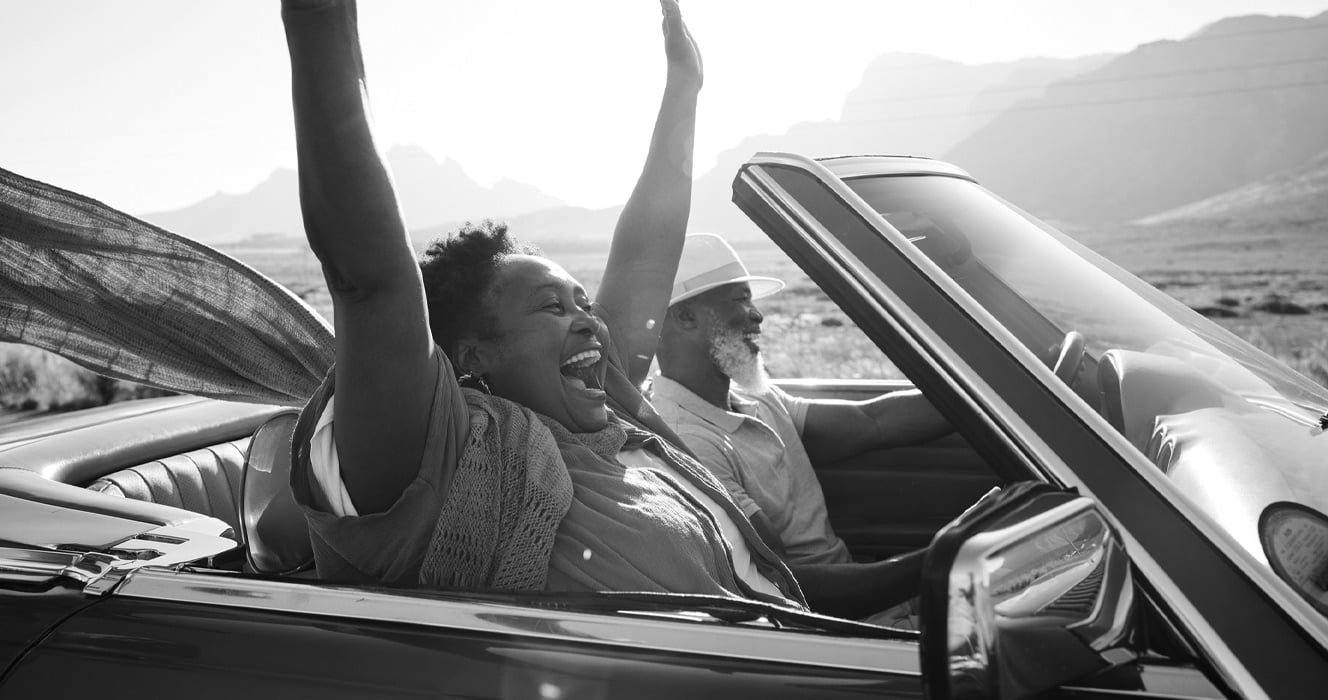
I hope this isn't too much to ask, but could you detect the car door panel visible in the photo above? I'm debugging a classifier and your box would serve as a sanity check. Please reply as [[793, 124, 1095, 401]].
[[819, 435, 998, 560], [777, 380, 999, 560], [2, 597, 924, 700]]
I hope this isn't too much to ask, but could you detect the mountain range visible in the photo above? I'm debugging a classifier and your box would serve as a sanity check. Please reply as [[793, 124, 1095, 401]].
[[686, 51, 1115, 239], [140, 11, 1328, 247], [141, 145, 565, 244], [946, 11, 1328, 224], [1139, 148, 1328, 226]]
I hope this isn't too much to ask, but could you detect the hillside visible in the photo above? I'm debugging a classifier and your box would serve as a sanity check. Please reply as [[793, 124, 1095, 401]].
[[1136, 148, 1328, 226], [687, 52, 1112, 240], [945, 12, 1328, 223], [134, 12, 1328, 245], [140, 168, 304, 245], [139, 145, 563, 244]]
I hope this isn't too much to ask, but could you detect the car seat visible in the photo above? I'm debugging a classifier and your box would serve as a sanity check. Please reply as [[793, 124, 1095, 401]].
[[239, 410, 314, 575]]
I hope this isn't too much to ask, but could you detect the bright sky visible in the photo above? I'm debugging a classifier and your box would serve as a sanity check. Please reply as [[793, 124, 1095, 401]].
[[4, 0, 1327, 215]]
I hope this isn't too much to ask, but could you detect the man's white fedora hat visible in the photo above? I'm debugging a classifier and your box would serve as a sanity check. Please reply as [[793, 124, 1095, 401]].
[[669, 233, 785, 306]]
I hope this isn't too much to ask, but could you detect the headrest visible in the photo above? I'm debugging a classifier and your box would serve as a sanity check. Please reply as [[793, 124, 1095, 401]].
[[240, 411, 313, 575]]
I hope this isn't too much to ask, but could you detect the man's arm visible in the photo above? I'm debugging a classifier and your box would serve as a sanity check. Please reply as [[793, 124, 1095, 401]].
[[283, 0, 438, 514], [798, 389, 951, 465], [789, 550, 925, 619], [596, 0, 703, 385]]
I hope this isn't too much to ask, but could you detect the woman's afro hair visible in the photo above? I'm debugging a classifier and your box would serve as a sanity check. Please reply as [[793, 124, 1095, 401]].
[[418, 220, 539, 357]]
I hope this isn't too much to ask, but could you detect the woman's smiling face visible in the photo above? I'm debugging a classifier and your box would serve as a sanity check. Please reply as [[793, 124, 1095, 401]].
[[471, 254, 610, 432]]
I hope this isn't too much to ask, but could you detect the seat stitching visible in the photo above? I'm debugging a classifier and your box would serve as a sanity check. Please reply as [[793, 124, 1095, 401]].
[[215, 443, 238, 497], [206, 443, 242, 529], [133, 463, 181, 509], [160, 458, 187, 511]]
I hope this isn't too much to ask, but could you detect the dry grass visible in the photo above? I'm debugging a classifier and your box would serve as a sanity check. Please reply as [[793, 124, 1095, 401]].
[[4, 227, 1326, 414], [0, 343, 171, 412], [1211, 316, 1328, 387]]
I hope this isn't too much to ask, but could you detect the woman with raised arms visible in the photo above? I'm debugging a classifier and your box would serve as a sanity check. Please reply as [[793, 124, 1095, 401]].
[[281, 0, 810, 604], [282, 0, 924, 621]]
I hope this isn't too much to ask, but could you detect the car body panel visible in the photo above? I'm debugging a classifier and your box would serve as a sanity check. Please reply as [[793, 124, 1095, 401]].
[[0, 579, 94, 683], [7, 602, 917, 699], [2, 567, 924, 699]]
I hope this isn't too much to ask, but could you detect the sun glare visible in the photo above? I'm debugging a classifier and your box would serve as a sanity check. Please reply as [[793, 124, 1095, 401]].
[[3, 0, 1326, 215]]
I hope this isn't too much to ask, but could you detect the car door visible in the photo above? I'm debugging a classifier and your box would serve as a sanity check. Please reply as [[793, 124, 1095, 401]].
[[731, 152, 1328, 698], [1, 568, 926, 699], [772, 378, 1000, 562]]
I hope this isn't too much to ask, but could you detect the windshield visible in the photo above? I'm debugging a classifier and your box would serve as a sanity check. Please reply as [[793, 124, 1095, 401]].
[[845, 174, 1328, 575]]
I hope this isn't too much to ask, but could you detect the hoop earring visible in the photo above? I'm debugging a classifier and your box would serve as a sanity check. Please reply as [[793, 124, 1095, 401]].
[[458, 372, 492, 395]]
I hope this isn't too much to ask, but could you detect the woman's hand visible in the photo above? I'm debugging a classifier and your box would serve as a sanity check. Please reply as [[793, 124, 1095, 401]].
[[661, 0, 702, 92]]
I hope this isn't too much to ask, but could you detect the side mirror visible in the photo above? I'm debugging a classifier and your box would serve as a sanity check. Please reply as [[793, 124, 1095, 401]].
[[920, 483, 1138, 700]]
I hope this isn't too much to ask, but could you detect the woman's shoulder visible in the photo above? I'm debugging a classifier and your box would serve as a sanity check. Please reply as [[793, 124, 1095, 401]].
[[461, 388, 557, 443]]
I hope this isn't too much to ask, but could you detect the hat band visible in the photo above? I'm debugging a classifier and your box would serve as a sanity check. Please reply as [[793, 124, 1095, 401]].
[[678, 261, 750, 294]]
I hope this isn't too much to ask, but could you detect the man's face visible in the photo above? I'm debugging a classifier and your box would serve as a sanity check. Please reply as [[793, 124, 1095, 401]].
[[697, 282, 770, 394]]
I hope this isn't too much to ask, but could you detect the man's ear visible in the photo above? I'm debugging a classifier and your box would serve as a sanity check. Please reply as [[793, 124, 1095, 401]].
[[668, 301, 701, 332]]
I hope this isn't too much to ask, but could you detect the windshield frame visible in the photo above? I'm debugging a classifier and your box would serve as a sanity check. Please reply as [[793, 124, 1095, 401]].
[[733, 151, 1328, 692]]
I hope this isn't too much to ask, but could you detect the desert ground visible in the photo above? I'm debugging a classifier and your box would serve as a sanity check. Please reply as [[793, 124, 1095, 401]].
[[3, 219, 1326, 414]]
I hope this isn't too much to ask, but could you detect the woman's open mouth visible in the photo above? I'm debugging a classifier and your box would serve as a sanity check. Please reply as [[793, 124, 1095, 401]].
[[560, 349, 605, 394]]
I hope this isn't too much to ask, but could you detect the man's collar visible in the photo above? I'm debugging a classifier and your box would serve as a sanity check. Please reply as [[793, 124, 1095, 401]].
[[651, 375, 747, 433], [727, 391, 759, 413]]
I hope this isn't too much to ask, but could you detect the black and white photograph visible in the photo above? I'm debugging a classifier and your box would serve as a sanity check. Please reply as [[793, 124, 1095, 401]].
[[2, 1, 1327, 697]]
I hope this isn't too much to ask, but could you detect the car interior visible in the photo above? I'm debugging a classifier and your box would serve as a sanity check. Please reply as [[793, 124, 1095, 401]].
[[0, 397, 311, 576], [0, 378, 1003, 586], [779, 380, 1000, 562]]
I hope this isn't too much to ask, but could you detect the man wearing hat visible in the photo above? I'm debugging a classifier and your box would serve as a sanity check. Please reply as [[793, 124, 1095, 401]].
[[650, 233, 951, 566]]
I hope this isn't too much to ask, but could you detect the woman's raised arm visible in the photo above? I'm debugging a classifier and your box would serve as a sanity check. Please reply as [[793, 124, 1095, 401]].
[[283, 0, 438, 514], [597, 0, 703, 386]]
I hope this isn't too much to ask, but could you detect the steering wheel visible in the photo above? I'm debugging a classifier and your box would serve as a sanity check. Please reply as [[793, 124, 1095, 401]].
[[1049, 331, 1086, 384]]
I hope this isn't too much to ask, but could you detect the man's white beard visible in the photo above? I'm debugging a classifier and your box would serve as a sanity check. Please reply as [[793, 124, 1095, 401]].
[[708, 321, 771, 396]]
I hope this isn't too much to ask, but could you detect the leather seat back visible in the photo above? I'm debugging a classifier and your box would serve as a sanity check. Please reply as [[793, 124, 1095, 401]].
[[87, 440, 250, 534], [240, 411, 313, 575]]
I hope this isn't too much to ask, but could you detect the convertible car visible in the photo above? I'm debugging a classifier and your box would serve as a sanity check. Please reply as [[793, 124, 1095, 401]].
[[2, 153, 1327, 698]]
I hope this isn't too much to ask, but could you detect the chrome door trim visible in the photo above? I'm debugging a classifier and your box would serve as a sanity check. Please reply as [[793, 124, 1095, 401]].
[[0, 546, 80, 585], [813, 154, 976, 181], [117, 568, 920, 676]]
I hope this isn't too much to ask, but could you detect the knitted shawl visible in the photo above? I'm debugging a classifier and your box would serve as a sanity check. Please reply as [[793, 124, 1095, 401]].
[[419, 388, 574, 590], [416, 384, 802, 603]]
